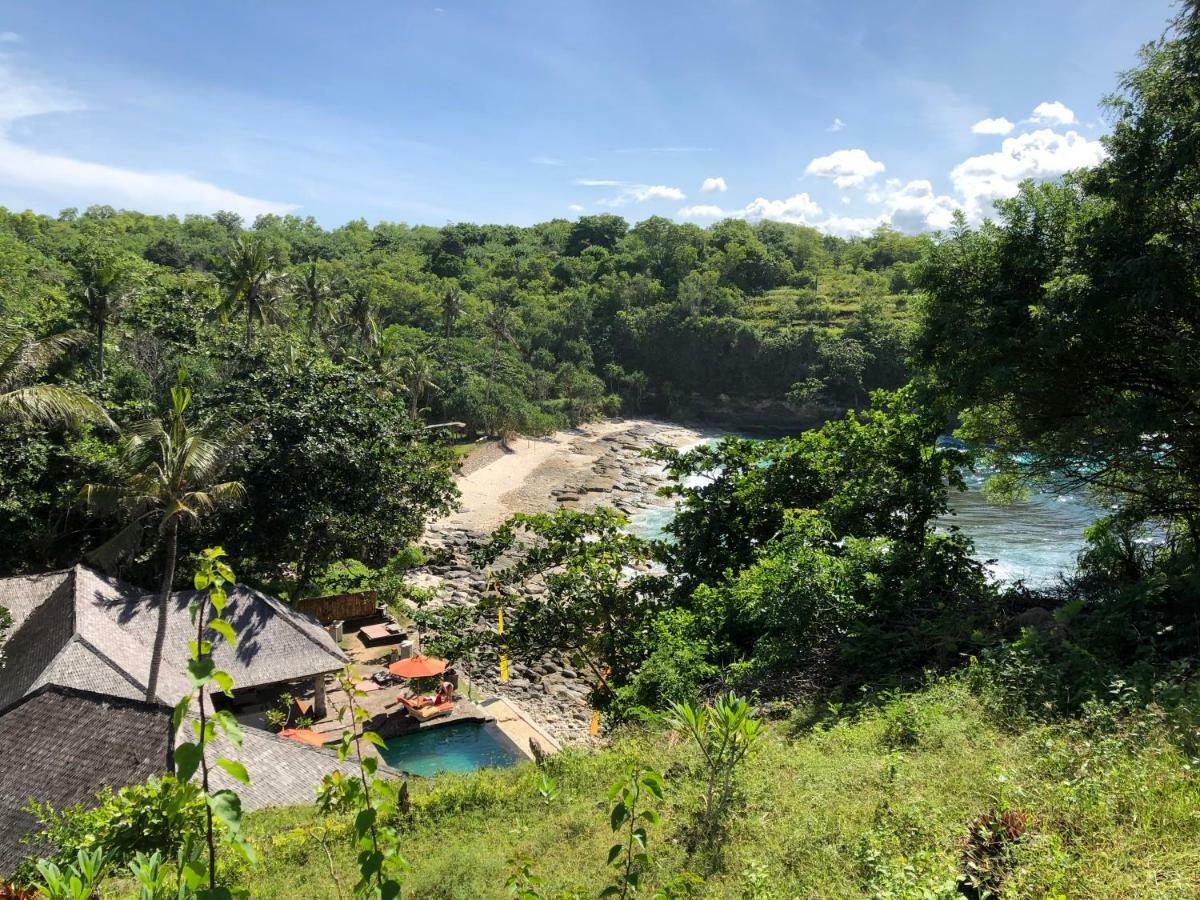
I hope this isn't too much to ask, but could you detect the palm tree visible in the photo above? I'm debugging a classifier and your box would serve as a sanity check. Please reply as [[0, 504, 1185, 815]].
[[482, 302, 517, 403], [0, 323, 112, 428], [340, 290, 376, 348], [81, 382, 243, 702], [401, 351, 442, 418], [78, 252, 137, 381], [441, 287, 463, 342], [296, 260, 334, 344], [215, 236, 284, 348]]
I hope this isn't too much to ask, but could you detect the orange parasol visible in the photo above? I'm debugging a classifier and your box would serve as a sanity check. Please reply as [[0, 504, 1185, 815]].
[[279, 728, 329, 747], [387, 655, 448, 679]]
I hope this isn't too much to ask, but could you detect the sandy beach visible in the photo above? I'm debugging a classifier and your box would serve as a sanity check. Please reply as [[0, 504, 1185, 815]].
[[415, 418, 711, 745], [432, 418, 708, 534]]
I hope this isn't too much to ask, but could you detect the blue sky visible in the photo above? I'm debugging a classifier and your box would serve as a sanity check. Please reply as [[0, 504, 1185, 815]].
[[0, 0, 1176, 233]]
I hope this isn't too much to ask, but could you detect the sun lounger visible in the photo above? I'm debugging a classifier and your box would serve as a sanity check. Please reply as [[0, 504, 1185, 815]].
[[396, 695, 453, 721]]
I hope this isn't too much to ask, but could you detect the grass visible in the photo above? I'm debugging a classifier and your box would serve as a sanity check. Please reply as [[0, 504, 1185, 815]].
[[150, 679, 1200, 899], [82, 681, 1199, 897]]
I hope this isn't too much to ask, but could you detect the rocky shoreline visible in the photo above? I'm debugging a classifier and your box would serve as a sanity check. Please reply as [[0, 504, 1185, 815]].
[[413, 420, 708, 746]]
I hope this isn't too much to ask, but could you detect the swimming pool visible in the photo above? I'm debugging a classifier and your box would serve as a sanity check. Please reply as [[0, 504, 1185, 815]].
[[379, 721, 524, 776]]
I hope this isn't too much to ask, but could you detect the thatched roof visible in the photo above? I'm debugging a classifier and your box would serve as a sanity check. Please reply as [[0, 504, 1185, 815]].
[[0, 565, 347, 711], [0, 686, 172, 874], [0, 685, 378, 876]]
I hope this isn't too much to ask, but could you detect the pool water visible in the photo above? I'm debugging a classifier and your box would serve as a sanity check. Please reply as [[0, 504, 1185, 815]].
[[379, 721, 523, 776]]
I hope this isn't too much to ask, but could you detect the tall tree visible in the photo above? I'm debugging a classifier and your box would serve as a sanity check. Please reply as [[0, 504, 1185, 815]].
[[77, 248, 139, 381], [482, 301, 516, 403], [401, 351, 441, 418], [81, 381, 243, 701], [215, 236, 284, 348], [441, 286, 463, 341], [0, 324, 111, 428], [340, 290, 376, 348], [915, 3, 1200, 539], [296, 259, 335, 344]]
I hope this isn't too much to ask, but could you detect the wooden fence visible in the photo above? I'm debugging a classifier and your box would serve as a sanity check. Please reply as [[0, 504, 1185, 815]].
[[297, 591, 379, 624]]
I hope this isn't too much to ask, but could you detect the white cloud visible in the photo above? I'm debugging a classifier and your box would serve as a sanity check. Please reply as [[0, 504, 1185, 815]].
[[678, 204, 726, 220], [971, 116, 1014, 135], [951, 127, 1105, 219], [1030, 100, 1076, 125], [0, 141, 298, 219], [740, 192, 824, 225], [531, 154, 565, 166], [584, 180, 686, 206], [0, 61, 295, 219], [878, 179, 959, 231], [568, 203, 585, 213], [678, 192, 823, 227], [0, 32, 20, 43], [828, 117, 846, 132], [700, 176, 727, 194], [805, 148, 885, 188], [818, 215, 887, 237]]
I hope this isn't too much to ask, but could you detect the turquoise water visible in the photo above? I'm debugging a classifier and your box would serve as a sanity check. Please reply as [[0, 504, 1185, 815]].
[[627, 435, 1107, 588], [380, 722, 523, 776]]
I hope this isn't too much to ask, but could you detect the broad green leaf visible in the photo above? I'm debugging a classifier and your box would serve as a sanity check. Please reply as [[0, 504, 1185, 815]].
[[216, 758, 250, 784], [187, 657, 216, 688], [208, 618, 237, 646], [207, 789, 243, 831], [175, 742, 201, 782], [610, 803, 628, 831]]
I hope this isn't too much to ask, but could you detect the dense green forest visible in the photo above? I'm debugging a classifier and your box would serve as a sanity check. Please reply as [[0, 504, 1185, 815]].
[[0, 200, 921, 585], [3, 2, 1200, 897]]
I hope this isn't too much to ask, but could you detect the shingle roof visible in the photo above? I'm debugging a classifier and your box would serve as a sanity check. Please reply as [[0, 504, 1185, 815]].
[[0, 686, 173, 875], [0, 565, 347, 711], [201, 720, 365, 810], [0, 687, 380, 875]]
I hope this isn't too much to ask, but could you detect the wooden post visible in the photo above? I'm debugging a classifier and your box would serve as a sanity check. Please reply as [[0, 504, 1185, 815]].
[[313, 674, 328, 719]]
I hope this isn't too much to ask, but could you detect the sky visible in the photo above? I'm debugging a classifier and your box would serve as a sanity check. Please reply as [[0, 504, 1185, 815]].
[[0, 0, 1178, 235]]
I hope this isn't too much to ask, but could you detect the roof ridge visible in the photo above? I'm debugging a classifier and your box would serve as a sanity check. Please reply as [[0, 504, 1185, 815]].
[[241, 586, 348, 665], [73, 633, 155, 699]]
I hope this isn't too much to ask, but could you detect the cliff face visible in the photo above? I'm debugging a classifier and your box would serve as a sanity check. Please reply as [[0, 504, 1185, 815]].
[[665, 393, 845, 434]]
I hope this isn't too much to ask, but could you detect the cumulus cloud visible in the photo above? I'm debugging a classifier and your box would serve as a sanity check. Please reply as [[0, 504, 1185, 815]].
[[677, 204, 727, 220], [1030, 100, 1076, 125], [700, 176, 727, 193], [581, 179, 687, 206], [805, 148, 885, 188], [0, 62, 295, 219], [878, 179, 959, 231], [679, 192, 824, 226], [818, 214, 887, 237], [0, 32, 20, 43], [951, 127, 1105, 218], [740, 192, 823, 223], [971, 116, 1014, 135], [568, 203, 585, 213], [828, 117, 846, 132]]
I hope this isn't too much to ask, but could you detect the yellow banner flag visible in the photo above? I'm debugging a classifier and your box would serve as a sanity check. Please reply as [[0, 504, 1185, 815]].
[[498, 607, 509, 682]]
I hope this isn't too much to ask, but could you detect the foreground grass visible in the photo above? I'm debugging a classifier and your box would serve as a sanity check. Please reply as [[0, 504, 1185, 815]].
[[140, 681, 1200, 898]]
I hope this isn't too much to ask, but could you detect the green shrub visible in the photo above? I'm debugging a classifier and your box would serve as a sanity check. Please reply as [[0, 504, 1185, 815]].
[[17, 776, 204, 884]]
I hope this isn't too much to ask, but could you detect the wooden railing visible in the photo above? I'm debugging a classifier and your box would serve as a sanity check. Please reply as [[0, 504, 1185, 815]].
[[296, 591, 379, 624]]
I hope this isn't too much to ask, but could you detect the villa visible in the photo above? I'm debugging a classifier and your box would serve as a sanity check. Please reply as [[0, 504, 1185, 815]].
[[0, 564, 362, 874]]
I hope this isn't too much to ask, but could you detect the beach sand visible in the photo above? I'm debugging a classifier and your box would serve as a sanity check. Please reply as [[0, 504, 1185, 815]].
[[433, 418, 705, 534]]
